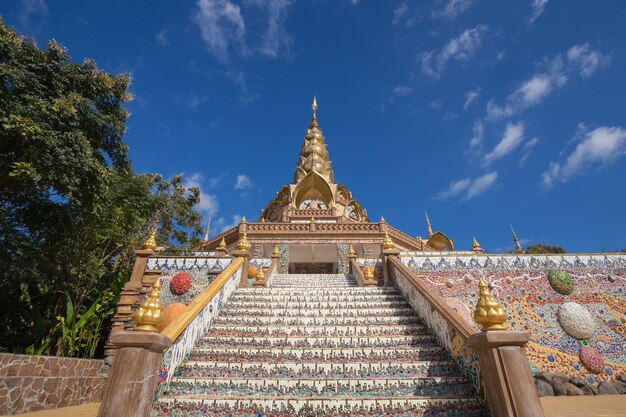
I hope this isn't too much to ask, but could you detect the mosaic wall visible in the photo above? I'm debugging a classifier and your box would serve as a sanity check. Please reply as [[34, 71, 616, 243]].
[[144, 257, 233, 307], [0, 353, 107, 415], [337, 243, 349, 274], [400, 254, 626, 384]]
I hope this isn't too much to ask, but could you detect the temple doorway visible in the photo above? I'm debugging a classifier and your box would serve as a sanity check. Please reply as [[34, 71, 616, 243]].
[[287, 244, 338, 273]]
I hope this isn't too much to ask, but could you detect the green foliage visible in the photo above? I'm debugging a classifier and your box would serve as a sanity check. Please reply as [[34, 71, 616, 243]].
[[0, 20, 203, 357], [525, 243, 566, 254]]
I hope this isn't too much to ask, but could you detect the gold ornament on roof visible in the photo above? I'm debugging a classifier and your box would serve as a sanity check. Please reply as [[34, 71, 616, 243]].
[[472, 237, 481, 250], [474, 277, 508, 331], [217, 237, 227, 250], [348, 245, 356, 257], [273, 245, 280, 256], [241, 216, 247, 224], [293, 97, 334, 184], [132, 280, 164, 332], [363, 266, 375, 281], [425, 210, 434, 239], [382, 232, 395, 250], [310, 216, 316, 223], [142, 230, 157, 251], [380, 216, 386, 223], [255, 267, 265, 282], [236, 232, 251, 251]]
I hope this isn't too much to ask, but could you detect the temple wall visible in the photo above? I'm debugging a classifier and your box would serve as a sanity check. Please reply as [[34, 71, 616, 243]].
[[0, 353, 107, 415], [400, 254, 626, 384]]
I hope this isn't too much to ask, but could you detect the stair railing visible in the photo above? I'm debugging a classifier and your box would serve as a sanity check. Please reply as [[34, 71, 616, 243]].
[[98, 256, 245, 417]]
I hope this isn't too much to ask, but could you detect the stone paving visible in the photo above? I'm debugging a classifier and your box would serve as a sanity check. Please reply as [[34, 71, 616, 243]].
[[151, 274, 488, 416]]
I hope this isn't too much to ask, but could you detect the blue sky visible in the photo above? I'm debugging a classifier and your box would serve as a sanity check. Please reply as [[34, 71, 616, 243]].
[[3, 0, 626, 253]]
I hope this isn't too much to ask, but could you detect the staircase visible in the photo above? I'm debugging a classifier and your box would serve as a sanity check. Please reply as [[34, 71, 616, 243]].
[[152, 274, 487, 417]]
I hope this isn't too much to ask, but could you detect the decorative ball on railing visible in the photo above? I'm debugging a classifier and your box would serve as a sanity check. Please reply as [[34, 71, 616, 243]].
[[158, 302, 187, 331], [256, 267, 265, 282], [132, 280, 164, 332], [363, 266, 375, 281], [142, 230, 157, 250], [248, 265, 258, 279], [170, 272, 193, 295], [348, 245, 356, 257], [236, 232, 251, 251]]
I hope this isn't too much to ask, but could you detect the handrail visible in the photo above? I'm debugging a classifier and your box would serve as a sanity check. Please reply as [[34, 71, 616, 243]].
[[388, 256, 476, 340], [161, 257, 244, 341], [349, 258, 366, 286]]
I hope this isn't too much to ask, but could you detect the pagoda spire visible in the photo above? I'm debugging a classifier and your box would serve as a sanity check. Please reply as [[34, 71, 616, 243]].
[[425, 210, 434, 239], [511, 225, 524, 254], [202, 217, 211, 243], [293, 97, 334, 184]]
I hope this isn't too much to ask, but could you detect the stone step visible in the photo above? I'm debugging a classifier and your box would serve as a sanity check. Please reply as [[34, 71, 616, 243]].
[[212, 316, 420, 326], [171, 376, 466, 384], [199, 335, 439, 349], [187, 350, 449, 363], [228, 294, 405, 302], [192, 347, 444, 355], [236, 287, 397, 294], [224, 301, 411, 309]]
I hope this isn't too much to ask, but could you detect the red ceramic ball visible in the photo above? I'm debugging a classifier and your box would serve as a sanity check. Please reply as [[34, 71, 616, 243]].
[[170, 272, 193, 295], [579, 346, 605, 374]]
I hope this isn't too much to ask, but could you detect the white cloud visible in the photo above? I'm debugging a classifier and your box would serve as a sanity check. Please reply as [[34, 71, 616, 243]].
[[567, 43, 611, 78], [19, 0, 48, 29], [528, 0, 548, 25], [155, 27, 171, 47], [214, 214, 243, 233], [484, 122, 525, 165], [519, 136, 540, 166], [234, 174, 252, 190], [431, 0, 474, 20], [388, 85, 414, 104], [466, 172, 498, 199], [435, 172, 498, 200], [464, 88, 480, 110], [467, 120, 484, 154], [188, 91, 209, 109], [392, 3, 408, 25], [194, 0, 247, 61], [421, 25, 488, 78], [183, 173, 219, 216], [253, 0, 294, 58], [435, 178, 471, 200], [486, 44, 609, 120], [542, 126, 626, 188], [428, 99, 442, 110]]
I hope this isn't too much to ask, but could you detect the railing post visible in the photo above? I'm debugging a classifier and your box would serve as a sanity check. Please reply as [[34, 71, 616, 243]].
[[97, 331, 171, 417], [465, 278, 545, 417]]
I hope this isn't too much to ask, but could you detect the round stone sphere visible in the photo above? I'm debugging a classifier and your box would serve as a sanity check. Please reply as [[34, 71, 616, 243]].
[[463, 274, 473, 284], [579, 346, 605, 374], [558, 302, 596, 339], [170, 272, 193, 295], [248, 265, 258, 278], [548, 269, 574, 295], [158, 302, 187, 331]]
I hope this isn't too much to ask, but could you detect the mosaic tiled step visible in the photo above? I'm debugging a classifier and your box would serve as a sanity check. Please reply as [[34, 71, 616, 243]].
[[213, 316, 420, 326], [175, 362, 463, 378], [237, 287, 397, 295], [271, 274, 358, 287], [229, 294, 405, 302], [153, 397, 488, 416], [199, 336, 440, 349], [220, 308, 416, 317], [225, 301, 410, 309]]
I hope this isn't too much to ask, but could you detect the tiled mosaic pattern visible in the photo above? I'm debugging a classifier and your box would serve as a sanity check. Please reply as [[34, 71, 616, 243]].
[[0, 353, 107, 415], [151, 275, 487, 417], [400, 254, 626, 383]]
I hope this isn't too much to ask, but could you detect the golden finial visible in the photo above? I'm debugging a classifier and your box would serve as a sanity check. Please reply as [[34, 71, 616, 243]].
[[217, 237, 227, 250], [132, 280, 164, 332], [380, 216, 386, 223], [310, 216, 316, 223], [312, 96, 318, 118], [348, 245, 356, 257], [241, 216, 247, 224], [474, 277, 508, 331], [425, 210, 433, 239], [382, 232, 395, 250], [511, 225, 523, 253], [273, 245, 279, 256], [363, 266, 375, 281], [236, 232, 251, 251], [255, 266, 265, 282], [142, 230, 157, 251], [472, 237, 481, 250]]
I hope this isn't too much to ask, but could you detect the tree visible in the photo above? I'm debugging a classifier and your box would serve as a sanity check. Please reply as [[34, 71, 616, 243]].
[[0, 20, 203, 357], [525, 243, 566, 254]]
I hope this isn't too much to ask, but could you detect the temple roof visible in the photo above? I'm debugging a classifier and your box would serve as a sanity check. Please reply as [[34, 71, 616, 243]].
[[293, 97, 334, 184]]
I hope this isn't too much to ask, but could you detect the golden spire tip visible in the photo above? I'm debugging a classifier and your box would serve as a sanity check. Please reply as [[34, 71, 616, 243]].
[[142, 229, 157, 251], [132, 280, 164, 332], [474, 277, 508, 331]]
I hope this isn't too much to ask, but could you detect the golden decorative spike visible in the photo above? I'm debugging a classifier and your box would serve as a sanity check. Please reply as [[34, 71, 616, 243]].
[[293, 98, 334, 184], [255, 267, 265, 282], [348, 244, 356, 257], [217, 237, 227, 250], [273, 245, 280, 256], [202, 218, 211, 243], [363, 266, 375, 281], [380, 216, 386, 223], [132, 280, 164, 332], [312, 96, 318, 117], [511, 225, 523, 253], [474, 277, 508, 331], [241, 216, 247, 224], [472, 237, 481, 250], [142, 230, 157, 251], [310, 216, 316, 223], [236, 232, 251, 251], [425, 210, 433, 239], [382, 232, 395, 250]]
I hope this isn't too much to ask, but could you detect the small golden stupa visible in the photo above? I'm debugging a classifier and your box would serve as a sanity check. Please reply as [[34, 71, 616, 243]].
[[474, 277, 508, 331], [132, 281, 164, 332]]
